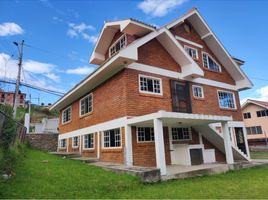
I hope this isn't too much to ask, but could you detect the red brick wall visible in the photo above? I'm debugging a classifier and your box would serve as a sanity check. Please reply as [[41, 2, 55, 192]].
[[170, 22, 235, 85], [202, 136, 226, 162], [137, 39, 182, 72], [132, 126, 171, 167]]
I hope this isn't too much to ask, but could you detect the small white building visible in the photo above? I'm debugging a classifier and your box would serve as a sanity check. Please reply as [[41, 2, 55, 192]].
[[32, 118, 59, 133]]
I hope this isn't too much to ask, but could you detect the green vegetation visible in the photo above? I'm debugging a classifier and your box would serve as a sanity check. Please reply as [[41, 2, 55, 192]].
[[1, 149, 268, 199], [250, 151, 268, 159], [30, 104, 59, 123]]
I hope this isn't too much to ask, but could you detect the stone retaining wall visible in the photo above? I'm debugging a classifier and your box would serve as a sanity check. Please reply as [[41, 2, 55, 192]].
[[26, 133, 58, 152]]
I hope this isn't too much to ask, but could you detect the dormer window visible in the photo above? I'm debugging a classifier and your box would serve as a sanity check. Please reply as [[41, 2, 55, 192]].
[[184, 45, 198, 60], [109, 34, 127, 57], [202, 52, 221, 72]]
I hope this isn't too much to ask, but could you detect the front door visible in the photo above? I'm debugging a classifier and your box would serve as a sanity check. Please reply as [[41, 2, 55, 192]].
[[170, 80, 192, 113], [235, 127, 247, 155]]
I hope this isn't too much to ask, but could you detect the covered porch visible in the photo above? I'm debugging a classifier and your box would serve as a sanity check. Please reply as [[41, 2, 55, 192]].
[[124, 110, 247, 175]]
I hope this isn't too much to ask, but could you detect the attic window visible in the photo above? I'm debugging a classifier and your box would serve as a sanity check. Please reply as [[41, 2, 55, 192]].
[[109, 34, 127, 57], [184, 45, 198, 59], [202, 52, 221, 72]]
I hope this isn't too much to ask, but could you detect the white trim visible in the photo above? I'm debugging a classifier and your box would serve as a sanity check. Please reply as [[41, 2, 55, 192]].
[[109, 34, 127, 57], [125, 125, 133, 166], [138, 74, 163, 96], [184, 45, 199, 60], [217, 89, 237, 110], [83, 133, 95, 150], [192, 85, 204, 98], [62, 106, 72, 124], [202, 51, 222, 72], [102, 128, 122, 149], [127, 62, 237, 91], [176, 35, 203, 48], [72, 136, 79, 148], [79, 93, 93, 117]]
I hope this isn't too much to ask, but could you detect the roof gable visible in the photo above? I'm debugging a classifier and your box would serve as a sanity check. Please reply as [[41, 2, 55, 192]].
[[242, 99, 268, 110]]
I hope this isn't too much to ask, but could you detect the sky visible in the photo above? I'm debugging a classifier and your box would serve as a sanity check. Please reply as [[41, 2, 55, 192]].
[[0, 0, 268, 106]]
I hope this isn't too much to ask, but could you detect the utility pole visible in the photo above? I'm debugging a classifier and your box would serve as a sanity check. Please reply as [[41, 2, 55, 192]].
[[13, 40, 24, 118]]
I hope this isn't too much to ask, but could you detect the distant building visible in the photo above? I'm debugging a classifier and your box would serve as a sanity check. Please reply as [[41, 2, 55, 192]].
[[242, 99, 268, 146], [32, 118, 59, 133], [0, 89, 26, 108]]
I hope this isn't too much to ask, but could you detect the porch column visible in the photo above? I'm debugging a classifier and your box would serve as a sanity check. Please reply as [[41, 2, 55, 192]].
[[80, 135, 83, 155], [97, 132, 100, 159], [153, 118, 167, 175], [222, 122, 234, 164], [242, 126, 251, 160], [125, 125, 133, 166]]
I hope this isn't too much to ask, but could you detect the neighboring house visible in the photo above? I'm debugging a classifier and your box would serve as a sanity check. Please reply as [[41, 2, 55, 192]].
[[0, 89, 26, 108], [32, 118, 59, 133], [50, 8, 253, 175], [242, 99, 268, 146]]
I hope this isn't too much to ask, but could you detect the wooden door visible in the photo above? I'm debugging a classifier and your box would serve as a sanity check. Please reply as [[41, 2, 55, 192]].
[[170, 80, 192, 113], [190, 148, 203, 165]]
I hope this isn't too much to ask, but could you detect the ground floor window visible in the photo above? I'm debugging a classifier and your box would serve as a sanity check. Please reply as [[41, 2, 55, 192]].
[[72, 136, 79, 148], [60, 139, 67, 148], [103, 128, 121, 148], [172, 127, 191, 141], [137, 127, 154, 142], [84, 133, 94, 149], [246, 126, 262, 135]]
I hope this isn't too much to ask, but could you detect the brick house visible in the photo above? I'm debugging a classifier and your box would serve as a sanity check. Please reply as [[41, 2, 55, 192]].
[[0, 89, 26, 108], [50, 8, 253, 175], [242, 99, 268, 146]]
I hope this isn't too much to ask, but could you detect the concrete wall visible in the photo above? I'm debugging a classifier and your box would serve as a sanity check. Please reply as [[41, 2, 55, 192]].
[[26, 133, 58, 152]]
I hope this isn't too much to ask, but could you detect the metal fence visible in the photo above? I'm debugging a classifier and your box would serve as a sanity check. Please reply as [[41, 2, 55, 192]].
[[0, 110, 27, 143]]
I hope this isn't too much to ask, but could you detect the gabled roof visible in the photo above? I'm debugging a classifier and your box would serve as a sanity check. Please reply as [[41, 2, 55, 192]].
[[50, 8, 253, 111], [90, 18, 156, 65], [242, 99, 268, 110]]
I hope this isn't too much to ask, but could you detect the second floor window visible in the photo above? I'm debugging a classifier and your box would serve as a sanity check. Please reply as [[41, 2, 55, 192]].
[[202, 52, 221, 72], [192, 85, 204, 98], [218, 91, 236, 109], [109, 34, 126, 57], [62, 106, 71, 124], [256, 110, 268, 117], [246, 126, 262, 135], [80, 93, 93, 116], [139, 75, 162, 95], [243, 112, 251, 119], [137, 127, 154, 142], [184, 46, 198, 59]]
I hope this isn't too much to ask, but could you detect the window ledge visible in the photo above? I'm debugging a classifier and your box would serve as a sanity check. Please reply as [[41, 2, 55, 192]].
[[219, 107, 237, 111], [80, 111, 93, 119], [203, 67, 222, 74], [82, 148, 95, 152], [139, 92, 164, 99], [61, 120, 72, 126], [101, 147, 123, 152], [193, 97, 205, 101]]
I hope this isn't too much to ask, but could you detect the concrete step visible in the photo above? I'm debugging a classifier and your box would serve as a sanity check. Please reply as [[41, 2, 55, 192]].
[[49, 152, 80, 158], [71, 157, 99, 163]]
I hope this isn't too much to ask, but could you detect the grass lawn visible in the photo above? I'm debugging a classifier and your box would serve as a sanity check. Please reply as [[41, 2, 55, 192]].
[[1, 149, 268, 199], [250, 151, 268, 159]]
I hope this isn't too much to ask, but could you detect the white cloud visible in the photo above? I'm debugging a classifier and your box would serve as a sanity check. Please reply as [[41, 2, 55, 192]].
[[66, 66, 96, 75], [67, 22, 96, 44], [240, 85, 268, 105], [0, 22, 24, 36], [138, 0, 188, 17], [0, 53, 64, 93]]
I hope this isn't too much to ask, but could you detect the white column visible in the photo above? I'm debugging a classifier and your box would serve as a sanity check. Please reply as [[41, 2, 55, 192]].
[[66, 138, 69, 152], [124, 125, 133, 166], [222, 122, 234, 164], [242, 126, 251, 160], [97, 132, 100, 159], [168, 126, 174, 165], [79, 135, 82, 155], [154, 118, 167, 175]]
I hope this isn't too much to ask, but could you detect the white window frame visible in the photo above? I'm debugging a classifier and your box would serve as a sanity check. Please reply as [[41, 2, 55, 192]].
[[59, 139, 67, 149], [80, 93, 93, 117], [62, 106, 72, 124], [184, 45, 198, 60], [136, 127, 154, 143], [83, 133, 95, 150], [171, 127, 192, 141], [72, 136, 79, 148], [202, 52, 222, 72], [102, 128, 122, 149], [138, 74, 163, 96], [217, 90, 237, 110], [192, 85, 204, 98], [109, 34, 127, 57]]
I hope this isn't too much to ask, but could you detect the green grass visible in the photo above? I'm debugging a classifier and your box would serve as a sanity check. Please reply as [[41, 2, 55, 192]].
[[1, 149, 268, 199], [250, 151, 268, 159]]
